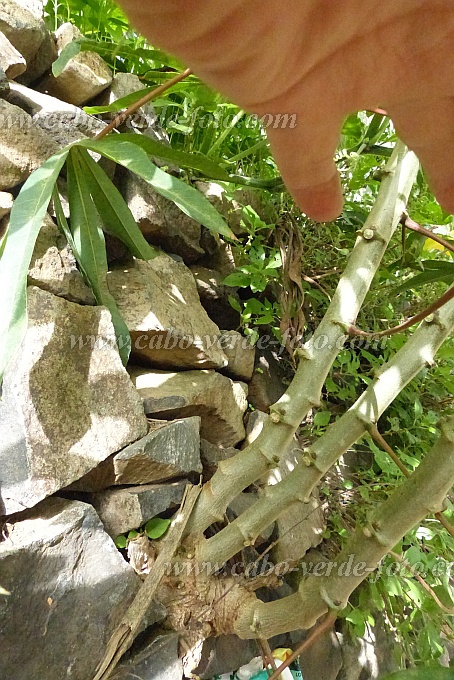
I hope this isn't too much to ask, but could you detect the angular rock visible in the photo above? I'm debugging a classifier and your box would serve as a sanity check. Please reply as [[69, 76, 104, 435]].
[[120, 171, 205, 262], [0, 0, 48, 65], [220, 330, 255, 382], [112, 633, 182, 680], [190, 264, 240, 330], [195, 181, 277, 235], [0, 31, 26, 78], [107, 255, 227, 370], [18, 25, 57, 85], [90, 481, 187, 537], [6, 82, 107, 150], [0, 99, 58, 189], [200, 438, 237, 480], [130, 367, 248, 447], [248, 347, 287, 412], [0, 497, 140, 680], [70, 417, 201, 492], [0, 190, 13, 219], [98, 72, 169, 144], [188, 635, 259, 680], [28, 213, 95, 304], [0, 287, 148, 515], [38, 23, 112, 105]]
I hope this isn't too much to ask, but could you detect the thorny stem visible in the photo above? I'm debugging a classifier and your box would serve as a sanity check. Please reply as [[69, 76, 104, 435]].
[[95, 68, 192, 140]]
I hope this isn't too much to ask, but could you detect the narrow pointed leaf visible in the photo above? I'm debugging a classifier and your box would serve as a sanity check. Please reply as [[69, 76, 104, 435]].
[[76, 147, 158, 260], [97, 133, 231, 181], [0, 147, 70, 384], [83, 87, 155, 115], [75, 138, 235, 239], [52, 40, 82, 77], [66, 149, 131, 364]]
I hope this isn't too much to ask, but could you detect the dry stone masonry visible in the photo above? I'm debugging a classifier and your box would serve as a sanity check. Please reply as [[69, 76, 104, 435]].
[[0, 4, 337, 679]]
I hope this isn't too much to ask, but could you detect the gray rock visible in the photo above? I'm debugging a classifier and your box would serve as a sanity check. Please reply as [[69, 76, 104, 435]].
[[90, 481, 188, 537], [248, 348, 287, 413], [112, 633, 182, 680], [190, 264, 240, 330], [120, 171, 205, 263], [107, 255, 228, 370], [0, 98, 58, 189], [220, 330, 255, 381], [189, 635, 259, 680], [200, 438, 237, 480], [129, 367, 248, 447], [28, 213, 95, 304], [195, 181, 277, 236], [17, 25, 56, 85], [38, 23, 112, 105], [0, 0, 48, 65], [98, 72, 169, 144], [7, 81, 107, 147], [0, 191, 13, 219], [0, 287, 148, 515], [0, 497, 140, 680], [0, 31, 26, 78], [70, 417, 201, 492]]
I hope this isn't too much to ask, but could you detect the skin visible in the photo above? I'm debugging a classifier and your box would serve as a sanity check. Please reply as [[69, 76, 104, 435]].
[[119, 0, 454, 222]]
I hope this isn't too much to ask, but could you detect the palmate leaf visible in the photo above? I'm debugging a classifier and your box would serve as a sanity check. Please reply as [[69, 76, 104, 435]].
[[75, 147, 158, 260], [75, 138, 235, 239], [0, 147, 70, 384], [66, 148, 131, 365]]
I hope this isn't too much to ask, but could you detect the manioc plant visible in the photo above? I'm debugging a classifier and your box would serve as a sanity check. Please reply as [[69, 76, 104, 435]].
[[97, 141, 454, 679]]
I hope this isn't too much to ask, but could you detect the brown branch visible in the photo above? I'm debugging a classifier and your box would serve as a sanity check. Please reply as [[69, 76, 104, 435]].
[[258, 639, 278, 677], [95, 67, 192, 140], [347, 284, 454, 338], [266, 612, 337, 680], [402, 215, 454, 255]]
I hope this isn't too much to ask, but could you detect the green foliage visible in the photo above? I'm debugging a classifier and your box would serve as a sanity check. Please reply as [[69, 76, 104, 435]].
[[114, 517, 170, 548], [380, 671, 454, 680]]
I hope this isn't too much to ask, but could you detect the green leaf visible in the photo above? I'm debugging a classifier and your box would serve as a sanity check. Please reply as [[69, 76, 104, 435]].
[[0, 147, 70, 384], [107, 133, 231, 181], [394, 262, 454, 293], [74, 138, 235, 239], [145, 517, 171, 539], [379, 670, 454, 680], [84, 87, 155, 115], [223, 272, 252, 288], [52, 40, 82, 77], [114, 535, 127, 549], [76, 148, 158, 260], [314, 411, 331, 427], [66, 148, 131, 365]]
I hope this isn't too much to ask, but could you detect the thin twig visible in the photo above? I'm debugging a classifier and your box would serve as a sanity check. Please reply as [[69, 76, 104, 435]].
[[347, 284, 454, 338], [266, 612, 337, 680], [258, 638, 279, 678], [402, 215, 454, 255], [95, 67, 192, 140]]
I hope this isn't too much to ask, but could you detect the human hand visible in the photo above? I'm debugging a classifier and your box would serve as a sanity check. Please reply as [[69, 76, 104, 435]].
[[119, 0, 454, 221]]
